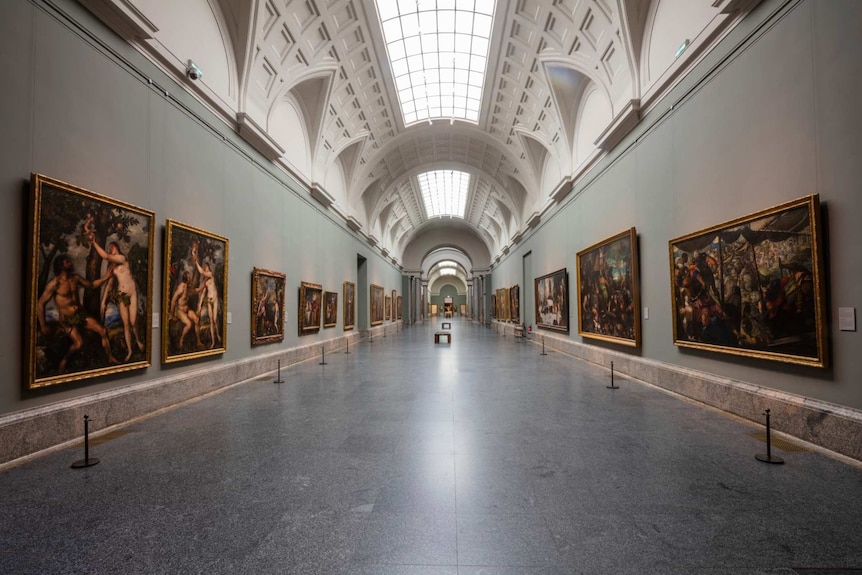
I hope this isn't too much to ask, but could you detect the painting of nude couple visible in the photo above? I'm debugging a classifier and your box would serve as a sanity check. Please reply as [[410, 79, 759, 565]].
[[26, 174, 155, 389], [163, 220, 229, 363], [669, 195, 827, 367]]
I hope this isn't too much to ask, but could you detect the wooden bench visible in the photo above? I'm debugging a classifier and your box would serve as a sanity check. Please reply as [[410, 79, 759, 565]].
[[442, 322, 451, 329], [434, 331, 452, 344]]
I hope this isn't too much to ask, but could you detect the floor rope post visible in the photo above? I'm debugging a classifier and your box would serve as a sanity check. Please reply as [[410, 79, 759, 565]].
[[345, 339, 350, 354], [273, 359, 284, 384], [607, 360, 619, 389], [540, 336, 547, 356], [71, 415, 100, 469], [319, 345, 327, 366], [755, 409, 784, 464]]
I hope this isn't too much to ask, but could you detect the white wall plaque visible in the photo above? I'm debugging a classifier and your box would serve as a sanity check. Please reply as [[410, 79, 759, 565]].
[[838, 307, 856, 332]]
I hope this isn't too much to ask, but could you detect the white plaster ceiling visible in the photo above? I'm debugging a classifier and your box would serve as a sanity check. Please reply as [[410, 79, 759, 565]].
[[82, 0, 761, 267]]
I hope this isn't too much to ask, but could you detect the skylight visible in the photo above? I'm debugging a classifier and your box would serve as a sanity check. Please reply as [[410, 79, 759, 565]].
[[375, 0, 495, 125], [418, 170, 470, 218]]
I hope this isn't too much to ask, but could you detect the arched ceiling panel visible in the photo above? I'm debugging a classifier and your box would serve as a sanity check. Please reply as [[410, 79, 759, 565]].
[[88, 0, 763, 263]]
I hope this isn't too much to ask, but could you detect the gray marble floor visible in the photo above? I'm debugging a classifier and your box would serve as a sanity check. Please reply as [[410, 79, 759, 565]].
[[2, 319, 862, 574]]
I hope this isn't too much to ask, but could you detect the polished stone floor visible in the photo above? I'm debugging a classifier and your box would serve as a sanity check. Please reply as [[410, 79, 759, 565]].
[[2, 319, 862, 574]]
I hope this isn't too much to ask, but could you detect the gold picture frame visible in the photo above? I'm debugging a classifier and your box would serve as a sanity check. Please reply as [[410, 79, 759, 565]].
[[323, 291, 338, 328], [251, 267, 285, 346], [26, 174, 155, 389], [534, 268, 569, 333], [577, 228, 641, 347], [669, 195, 827, 367], [385, 294, 392, 322], [343, 281, 356, 330], [298, 281, 323, 335], [370, 283, 384, 326], [162, 220, 229, 363]]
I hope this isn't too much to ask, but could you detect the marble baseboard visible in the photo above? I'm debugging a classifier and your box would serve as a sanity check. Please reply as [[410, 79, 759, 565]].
[[0, 331, 366, 468], [524, 330, 862, 463]]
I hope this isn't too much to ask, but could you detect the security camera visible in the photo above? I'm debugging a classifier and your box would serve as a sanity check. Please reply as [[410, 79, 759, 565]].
[[186, 60, 203, 81]]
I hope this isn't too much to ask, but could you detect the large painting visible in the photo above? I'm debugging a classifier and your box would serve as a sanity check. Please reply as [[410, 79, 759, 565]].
[[510, 285, 520, 324], [535, 268, 569, 333], [669, 195, 827, 367], [397, 295, 403, 320], [26, 174, 154, 389], [491, 294, 496, 318], [577, 228, 641, 347], [323, 291, 338, 328], [298, 281, 322, 335], [371, 284, 384, 326], [343, 281, 355, 330], [385, 295, 392, 322], [251, 267, 285, 346], [163, 220, 228, 363], [392, 290, 397, 320]]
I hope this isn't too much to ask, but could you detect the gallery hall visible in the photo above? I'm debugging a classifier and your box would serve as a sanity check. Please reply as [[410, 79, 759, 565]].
[[1, 0, 861, 573]]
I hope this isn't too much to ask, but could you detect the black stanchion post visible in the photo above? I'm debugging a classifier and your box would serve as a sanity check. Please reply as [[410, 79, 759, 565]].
[[540, 336, 547, 356], [345, 338, 350, 355], [71, 415, 100, 469], [369, 331, 373, 343], [755, 409, 784, 464], [607, 360, 619, 389], [273, 359, 285, 384], [319, 346, 327, 366]]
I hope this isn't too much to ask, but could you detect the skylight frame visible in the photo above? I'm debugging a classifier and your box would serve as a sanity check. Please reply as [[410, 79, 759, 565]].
[[375, 0, 496, 125], [418, 170, 470, 219]]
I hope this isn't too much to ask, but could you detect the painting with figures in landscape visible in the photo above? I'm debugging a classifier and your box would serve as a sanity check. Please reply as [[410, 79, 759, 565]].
[[577, 228, 641, 347], [343, 281, 355, 330], [535, 268, 569, 333], [163, 220, 229, 362], [251, 267, 285, 345], [26, 174, 155, 389], [323, 291, 338, 328], [298, 281, 323, 335], [669, 195, 827, 367], [371, 284, 384, 326]]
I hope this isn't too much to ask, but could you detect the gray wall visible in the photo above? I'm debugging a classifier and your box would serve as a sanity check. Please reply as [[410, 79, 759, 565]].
[[430, 285, 466, 310], [0, 0, 403, 416], [492, 0, 862, 410]]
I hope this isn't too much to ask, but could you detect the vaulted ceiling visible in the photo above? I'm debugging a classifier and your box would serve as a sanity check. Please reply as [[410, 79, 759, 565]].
[[81, 0, 761, 273]]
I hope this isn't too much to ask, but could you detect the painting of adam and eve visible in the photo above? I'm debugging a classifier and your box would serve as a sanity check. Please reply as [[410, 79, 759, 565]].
[[577, 228, 641, 347], [163, 220, 229, 362], [26, 174, 154, 389], [669, 195, 827, 367]]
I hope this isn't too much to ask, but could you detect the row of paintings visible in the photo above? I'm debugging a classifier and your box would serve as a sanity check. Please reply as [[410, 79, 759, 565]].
[[527, 195, 828, 368], [26, 174, 401, 391], [294, 280, 355, 337], [493, 285, 520, 323], [369, 285, 401, 326]]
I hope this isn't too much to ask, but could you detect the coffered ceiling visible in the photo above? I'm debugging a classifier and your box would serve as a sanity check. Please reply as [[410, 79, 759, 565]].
[[80, 0, 761, 271]]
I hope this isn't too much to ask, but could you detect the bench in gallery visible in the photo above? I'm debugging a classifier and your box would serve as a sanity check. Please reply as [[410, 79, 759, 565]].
[[434, 331, 452, 344], [442, 322, 451, 329]]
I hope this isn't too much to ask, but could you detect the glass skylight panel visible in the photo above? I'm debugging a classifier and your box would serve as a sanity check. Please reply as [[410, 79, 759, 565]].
[[375, 0, 495, 125], [418, 170, 470, 218]]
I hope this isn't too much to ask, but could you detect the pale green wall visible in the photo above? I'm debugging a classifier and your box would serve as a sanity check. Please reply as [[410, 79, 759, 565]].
[[0, 0, 403, 415], [492, 0, 862, 410], [430, 285, 466, 310]]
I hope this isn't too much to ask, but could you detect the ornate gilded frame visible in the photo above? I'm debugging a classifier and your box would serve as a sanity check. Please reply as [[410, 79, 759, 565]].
[[323, 291, 338, 328], [385, 294, 392, 322], [343, 281, 355, 330], [26, 174, 155, 389], [370, 283, 384, 326], [251, 267, 285, 346], [669, 195, 827, 367], [298, 281, 323, 335], [576, 227, 641, 347], [162, 219, 229, 363], [534, 268, 570, 333]]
